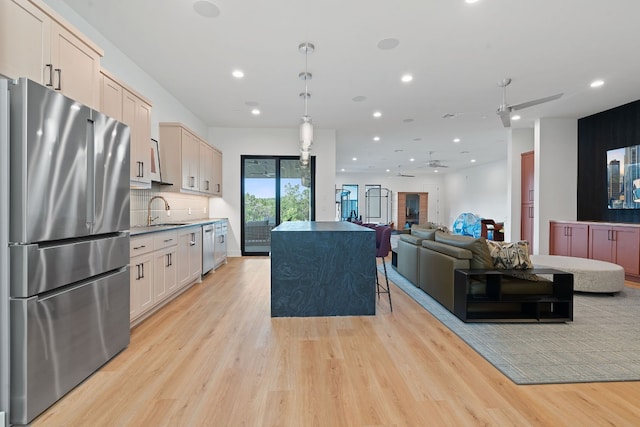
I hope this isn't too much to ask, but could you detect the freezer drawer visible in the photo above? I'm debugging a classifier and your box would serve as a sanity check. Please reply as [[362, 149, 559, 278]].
[[10, 232, 129, 298], [10, 267, 130, 425]]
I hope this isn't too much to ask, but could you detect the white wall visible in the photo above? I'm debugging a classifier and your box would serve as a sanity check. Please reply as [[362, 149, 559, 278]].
[[335, 173, 444, 226], [443, 159, 509, 229], [507, 128, 535, 241], [42, 0, 208, 138], [209, 127, 337, 257], [535, 118, 578, 254]]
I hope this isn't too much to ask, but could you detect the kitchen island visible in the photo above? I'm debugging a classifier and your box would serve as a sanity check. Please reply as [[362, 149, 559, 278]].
[[270, 221, 376, 317]]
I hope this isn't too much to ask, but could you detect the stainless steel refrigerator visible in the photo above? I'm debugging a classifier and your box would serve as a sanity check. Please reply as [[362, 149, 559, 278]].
[[1, 78, 131, 425]]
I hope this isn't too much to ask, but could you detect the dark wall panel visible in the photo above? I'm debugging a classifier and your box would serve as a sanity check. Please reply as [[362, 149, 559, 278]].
[[577, 100, 640, 223]]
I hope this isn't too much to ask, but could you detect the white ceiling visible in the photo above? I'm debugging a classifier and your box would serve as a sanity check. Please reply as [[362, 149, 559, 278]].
[[60, 0, 640, 176]]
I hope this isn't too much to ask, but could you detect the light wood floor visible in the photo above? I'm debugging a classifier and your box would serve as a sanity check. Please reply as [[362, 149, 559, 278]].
[[34, 257, 640, 426]]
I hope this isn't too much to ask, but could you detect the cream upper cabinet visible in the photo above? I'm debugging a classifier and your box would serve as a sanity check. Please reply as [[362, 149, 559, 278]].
[[181, 129, 200, 192], [212, 148, 223, 196], [159, 122, 222, 196], [0, 0, 103, 108], [199, 141, 214, 195], [100, 70, 152, 188]]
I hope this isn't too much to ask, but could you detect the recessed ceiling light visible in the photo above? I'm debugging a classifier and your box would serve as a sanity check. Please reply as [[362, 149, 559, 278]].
[[232, 70, 244, 78], [193, 0, 220, 17], [409, 158, 415, 162], [341, 168, 345, 172], [465, 0, 480, 4], [352, 95, 367, 102], [373, 111, 382, 118], [590, 79, 605, 88], [373, 136, 380, 142], [453, 138, 461, 143], [471, 159, 476, 163], [251, 109, 260, 115], [377, 38, 400, 50], [352, 157, 357, 161], [434, 169, 439, 173], [511, 115, 521, 121], [386, 169, 390, 172], [401, 74, 413, 83]]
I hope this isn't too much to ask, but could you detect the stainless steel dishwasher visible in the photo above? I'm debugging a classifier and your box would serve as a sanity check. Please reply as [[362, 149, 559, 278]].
[[202, 224, 215, 275]]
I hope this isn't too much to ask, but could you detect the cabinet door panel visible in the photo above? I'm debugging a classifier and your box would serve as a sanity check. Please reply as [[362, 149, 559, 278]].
[[212, 149, 222, 195], [0, 0, 51, 83], [568, 224, 589, 258], [589, 225, 614, 262], [51, 22, 99, 108], [549, 222, 568, 256], [613, 227, 640, 275], [100, 73, 123, 120]]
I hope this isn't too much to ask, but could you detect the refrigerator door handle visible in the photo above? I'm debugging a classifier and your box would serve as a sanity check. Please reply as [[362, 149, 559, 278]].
[[86, 119, 96, 231]]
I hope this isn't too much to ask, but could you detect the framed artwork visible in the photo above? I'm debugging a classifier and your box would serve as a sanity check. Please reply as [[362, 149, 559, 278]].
[[150, 138, 162, 182]]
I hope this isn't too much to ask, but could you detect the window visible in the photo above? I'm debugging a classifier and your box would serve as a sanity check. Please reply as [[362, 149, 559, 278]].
[[341, 184, 358, 220]]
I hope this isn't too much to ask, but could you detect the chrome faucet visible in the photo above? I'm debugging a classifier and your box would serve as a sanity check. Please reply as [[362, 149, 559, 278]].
[[147, 196, 171, 226]]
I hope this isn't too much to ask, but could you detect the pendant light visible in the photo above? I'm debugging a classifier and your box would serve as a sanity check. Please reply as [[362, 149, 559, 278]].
[[299, 42, 314, 166]]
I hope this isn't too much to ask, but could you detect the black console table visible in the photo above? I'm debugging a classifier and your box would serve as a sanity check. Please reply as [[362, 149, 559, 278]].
[[453, 269, 573, 323]]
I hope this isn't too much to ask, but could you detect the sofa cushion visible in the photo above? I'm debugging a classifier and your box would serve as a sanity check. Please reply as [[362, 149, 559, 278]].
[[399, 234, 425, 245], [435, 231, 493, 269], [486, 240, 533, 270], [422, 240, 472, 260], [411, 227, 437, 240]]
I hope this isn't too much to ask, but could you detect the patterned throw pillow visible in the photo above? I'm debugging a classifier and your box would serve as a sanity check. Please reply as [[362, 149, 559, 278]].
[[486, 240, 533, 270]]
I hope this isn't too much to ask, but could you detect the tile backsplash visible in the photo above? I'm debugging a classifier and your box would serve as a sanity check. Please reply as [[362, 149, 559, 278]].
[[130, 189, 209, 227]]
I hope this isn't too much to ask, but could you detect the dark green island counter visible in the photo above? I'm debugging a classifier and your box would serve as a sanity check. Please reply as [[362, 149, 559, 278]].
[[270, 221, 377, 317]]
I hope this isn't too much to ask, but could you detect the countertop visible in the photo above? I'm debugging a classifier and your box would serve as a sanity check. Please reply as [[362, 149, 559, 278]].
[[271, 221, 374, 232], [130, 218, 228, 236]]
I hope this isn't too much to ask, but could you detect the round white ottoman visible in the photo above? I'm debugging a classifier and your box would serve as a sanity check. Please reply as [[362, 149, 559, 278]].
[[530, 255, 625, 293]]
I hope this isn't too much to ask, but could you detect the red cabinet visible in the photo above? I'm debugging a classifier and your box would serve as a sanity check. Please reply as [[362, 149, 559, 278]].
[[549, 221, 589, 258], [521, 152, 534, 248], [589, 225, 640, 276]]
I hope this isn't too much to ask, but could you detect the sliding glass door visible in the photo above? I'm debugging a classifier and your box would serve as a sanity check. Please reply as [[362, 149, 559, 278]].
[[241, 156, 315, 255]]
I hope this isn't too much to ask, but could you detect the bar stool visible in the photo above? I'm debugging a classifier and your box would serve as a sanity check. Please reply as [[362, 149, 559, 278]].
[[375, 225, 393, 311]]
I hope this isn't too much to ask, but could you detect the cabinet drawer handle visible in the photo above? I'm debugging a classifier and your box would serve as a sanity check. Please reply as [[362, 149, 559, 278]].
[[189, 176, 195, 187], [163, 238, 174, 243], [54, 68, 62, 91], [133, 245, 146, 250], [216, 184, 220, 193], [189, 241, 196, 246], [45, 64, 53, 87]]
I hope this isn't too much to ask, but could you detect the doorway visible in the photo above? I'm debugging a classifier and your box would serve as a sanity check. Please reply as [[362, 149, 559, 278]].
[[241, 156, 315, 255], [397, 192, 428, 230]]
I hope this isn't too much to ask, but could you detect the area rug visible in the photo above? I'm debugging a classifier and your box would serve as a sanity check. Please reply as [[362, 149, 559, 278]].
[[382, 266, 640, 385]]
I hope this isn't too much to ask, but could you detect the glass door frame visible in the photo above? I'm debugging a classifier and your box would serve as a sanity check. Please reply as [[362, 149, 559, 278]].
[[240, 155, 316, 256]]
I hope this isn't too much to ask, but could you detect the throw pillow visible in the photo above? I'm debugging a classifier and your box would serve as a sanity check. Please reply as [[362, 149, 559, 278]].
[[435, 231, 493, 269], [486, 240, 533, 270]]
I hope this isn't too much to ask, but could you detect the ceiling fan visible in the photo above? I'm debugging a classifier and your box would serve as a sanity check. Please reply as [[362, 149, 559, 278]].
[[427, 151, 448, 168], [496, 78, 563, 128]]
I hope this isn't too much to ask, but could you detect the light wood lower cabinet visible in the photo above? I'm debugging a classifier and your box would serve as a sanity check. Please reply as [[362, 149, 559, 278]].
[[177, 227, 202, 289], [130, 228, 201, 325]]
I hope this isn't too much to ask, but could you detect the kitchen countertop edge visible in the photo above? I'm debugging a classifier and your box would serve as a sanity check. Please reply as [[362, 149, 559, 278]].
[[130, 218, 228, 236]]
